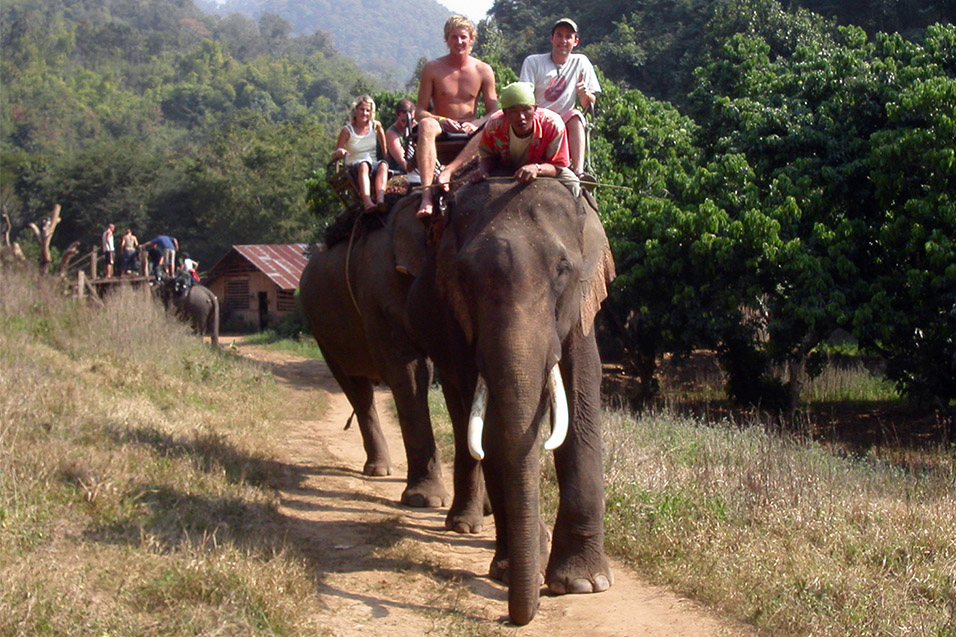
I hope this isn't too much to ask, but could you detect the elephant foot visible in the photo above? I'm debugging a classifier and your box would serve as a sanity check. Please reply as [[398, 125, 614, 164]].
[[444, 503, 484, 534], [401, 476, 449, 508], [545, 534, 613, 595], [363, 460, 392, 477]]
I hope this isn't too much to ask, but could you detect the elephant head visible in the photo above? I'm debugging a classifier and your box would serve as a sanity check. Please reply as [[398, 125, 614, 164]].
[[409, 178, 615, 624]]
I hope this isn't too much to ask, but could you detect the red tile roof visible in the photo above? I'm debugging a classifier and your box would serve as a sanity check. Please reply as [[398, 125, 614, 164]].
[[208, 244, 310, 291]]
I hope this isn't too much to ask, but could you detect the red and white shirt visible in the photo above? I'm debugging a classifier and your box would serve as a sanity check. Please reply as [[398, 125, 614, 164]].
[[478, 107, 571, 168]]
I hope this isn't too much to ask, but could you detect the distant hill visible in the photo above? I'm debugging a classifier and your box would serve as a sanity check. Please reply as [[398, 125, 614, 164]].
[[198, 0, 451, 89]]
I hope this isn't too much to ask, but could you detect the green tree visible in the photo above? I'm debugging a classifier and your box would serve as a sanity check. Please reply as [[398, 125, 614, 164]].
[[859, 25, 956, 408], [690, 2, 956, 409]]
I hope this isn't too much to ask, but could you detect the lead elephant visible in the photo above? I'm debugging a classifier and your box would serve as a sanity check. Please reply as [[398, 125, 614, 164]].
[[301, 177, 615, 625], [158, 276, 220, 347], [406, 179, 616, 624]]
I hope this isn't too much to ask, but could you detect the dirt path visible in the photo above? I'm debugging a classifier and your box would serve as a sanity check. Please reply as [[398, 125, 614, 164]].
[[232, 340, 755, 636]]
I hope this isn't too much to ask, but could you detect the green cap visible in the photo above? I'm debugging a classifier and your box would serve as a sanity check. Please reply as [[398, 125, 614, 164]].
[[499, 82, 536, 109]]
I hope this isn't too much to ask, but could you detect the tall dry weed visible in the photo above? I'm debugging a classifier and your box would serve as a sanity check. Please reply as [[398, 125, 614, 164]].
[[0, 268, 317, 633], [600, 406, 956, 635]]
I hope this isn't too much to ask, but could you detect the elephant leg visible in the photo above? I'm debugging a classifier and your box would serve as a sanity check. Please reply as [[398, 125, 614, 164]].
[[208, 299, 219, 347], [324, 357, 392, 476], [383, 356, 449, 508], [440, 378, 485, 532], [546, 330, 613, 595]]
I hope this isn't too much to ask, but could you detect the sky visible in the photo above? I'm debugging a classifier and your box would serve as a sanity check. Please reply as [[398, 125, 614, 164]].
[[435, 0, 494, 23]]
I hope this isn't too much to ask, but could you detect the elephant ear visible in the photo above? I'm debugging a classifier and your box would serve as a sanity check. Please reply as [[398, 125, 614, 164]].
[[578, 197, 616, 336], [388, 196, 427, 276], [434, 216, 474, 343]]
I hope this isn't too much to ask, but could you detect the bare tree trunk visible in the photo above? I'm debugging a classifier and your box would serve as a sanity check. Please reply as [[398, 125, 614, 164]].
[[57, 241, 82, 277], [785, 334, 821, 414], [27, 204, 62, 275], [2, 212, 11, 246]]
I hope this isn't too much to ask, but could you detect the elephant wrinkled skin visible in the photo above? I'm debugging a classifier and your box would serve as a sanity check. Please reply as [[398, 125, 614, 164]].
[[299, 178, 615, 625]]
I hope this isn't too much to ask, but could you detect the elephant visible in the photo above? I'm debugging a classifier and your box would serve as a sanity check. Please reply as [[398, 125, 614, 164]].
[[405, 179, 616, 624], [300, 176, 615, 625], [298, 203, 461, 516], [158, 275, 220, 347]]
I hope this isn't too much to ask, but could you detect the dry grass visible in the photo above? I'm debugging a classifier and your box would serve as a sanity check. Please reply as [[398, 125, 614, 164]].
[[0, 268, 324, 635], [599, 407, 956, 636]]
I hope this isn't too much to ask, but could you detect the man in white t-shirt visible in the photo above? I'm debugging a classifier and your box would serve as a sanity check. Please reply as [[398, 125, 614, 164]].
[[101, 223, 115, 278], [519, 17, 601, 175]]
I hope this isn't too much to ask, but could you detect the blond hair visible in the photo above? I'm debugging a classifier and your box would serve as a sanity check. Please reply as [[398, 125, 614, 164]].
[[349, 94, 376, 123], [444, 14, 477, 41]]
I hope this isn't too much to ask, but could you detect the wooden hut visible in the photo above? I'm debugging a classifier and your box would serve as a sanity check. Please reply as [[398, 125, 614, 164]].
[[204, 244, 309, 331]]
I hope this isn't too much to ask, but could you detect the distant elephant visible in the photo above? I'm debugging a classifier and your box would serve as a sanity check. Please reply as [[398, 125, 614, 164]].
[[406, 179, 616, 624], [158, 276, 220, 347]]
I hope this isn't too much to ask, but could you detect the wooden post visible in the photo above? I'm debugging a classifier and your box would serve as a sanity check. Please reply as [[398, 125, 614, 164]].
[[90, 246, 98, 280], [77, 270, 86, 300]]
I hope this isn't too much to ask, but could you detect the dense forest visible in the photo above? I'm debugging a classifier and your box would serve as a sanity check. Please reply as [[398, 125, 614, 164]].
[[197, 0, 450, 87], [2, 0, 954, 416], [1, 0, 376, 266]]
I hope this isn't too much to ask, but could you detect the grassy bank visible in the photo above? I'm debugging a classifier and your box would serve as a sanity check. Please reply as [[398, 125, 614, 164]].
[[596, 408, 956, 635], [0, 269, 324, 634], [427, 371, 955, 634]]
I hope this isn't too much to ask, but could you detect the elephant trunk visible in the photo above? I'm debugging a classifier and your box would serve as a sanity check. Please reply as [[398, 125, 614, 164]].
[[504, 449, 540, 625], [477, 328, 557, 625], [211, 295, 220, 347]]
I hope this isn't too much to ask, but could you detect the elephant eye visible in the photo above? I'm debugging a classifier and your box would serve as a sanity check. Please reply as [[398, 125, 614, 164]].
[[557, 258, 572, 276]]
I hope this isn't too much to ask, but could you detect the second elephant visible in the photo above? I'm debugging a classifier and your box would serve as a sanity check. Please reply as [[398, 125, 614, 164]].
[[158, 277, 220, 347]]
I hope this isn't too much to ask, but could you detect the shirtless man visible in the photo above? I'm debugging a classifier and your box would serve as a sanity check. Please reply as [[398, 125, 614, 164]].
[[415, 15, 497, 218]]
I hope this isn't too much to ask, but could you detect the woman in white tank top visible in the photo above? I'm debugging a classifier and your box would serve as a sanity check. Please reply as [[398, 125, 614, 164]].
[[331, 94, 389, 212]]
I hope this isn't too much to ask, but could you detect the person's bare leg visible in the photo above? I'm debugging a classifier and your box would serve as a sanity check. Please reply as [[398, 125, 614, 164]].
[[438, 133, 482, 185], [357, 162, 374, 209], [566, 117, 586, 175], [374, 163, 388, 205], [416, 118, 441, 218]]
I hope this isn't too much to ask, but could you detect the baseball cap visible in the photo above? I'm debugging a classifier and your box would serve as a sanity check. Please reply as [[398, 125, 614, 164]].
[[552, 18, 578, 34]]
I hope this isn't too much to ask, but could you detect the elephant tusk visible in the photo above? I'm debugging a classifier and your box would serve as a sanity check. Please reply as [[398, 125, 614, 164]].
[[545, 365, 569, 451], [468, 375, 488, 460]]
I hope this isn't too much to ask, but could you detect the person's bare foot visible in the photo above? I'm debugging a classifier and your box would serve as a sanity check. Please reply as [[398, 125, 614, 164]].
[[417, 191, 434, 218]]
